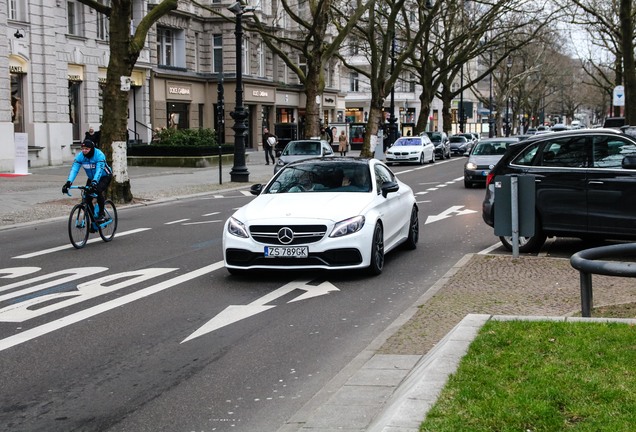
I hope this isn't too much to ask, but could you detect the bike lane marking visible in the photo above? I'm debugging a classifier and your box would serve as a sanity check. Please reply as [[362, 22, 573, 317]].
[[0, 261, 224, 352], [12, 228, 151, 259]]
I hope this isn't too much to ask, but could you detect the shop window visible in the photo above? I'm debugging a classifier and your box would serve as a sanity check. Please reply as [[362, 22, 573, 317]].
[[11, 73, 25, 133], [68, 80, 82, 141], [67, 1, 84, 36], [212, 34, 223, 73]]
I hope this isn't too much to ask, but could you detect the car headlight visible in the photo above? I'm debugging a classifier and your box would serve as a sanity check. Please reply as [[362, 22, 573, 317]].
[[465, 162, 477, 170], [330, 216, 365, 238], [227, 217, 249, 238]]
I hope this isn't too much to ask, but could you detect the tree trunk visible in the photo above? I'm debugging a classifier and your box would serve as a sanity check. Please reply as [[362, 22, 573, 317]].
[[361, 105, 384, 158], [620, 0, 636, 123]]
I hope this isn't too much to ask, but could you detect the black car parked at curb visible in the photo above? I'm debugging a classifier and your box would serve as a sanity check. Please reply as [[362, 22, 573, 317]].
[[482, 127, 636, 252]]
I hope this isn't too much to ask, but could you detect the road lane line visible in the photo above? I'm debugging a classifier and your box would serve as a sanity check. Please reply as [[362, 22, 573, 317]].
[[0, 261, 225, 352], [12, 228, 151, 259], [166, 219, 190, 225]]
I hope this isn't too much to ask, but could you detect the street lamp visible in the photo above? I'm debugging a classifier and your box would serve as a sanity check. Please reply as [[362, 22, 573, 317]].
[[488, 49, 494, 138], [459, 66, 464, 133], [387, 35, 398, 150], [228, 1, 254, 182]]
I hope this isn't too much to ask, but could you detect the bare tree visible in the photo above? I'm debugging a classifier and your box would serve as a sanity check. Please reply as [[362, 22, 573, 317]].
[[77, 0, 179, 203]]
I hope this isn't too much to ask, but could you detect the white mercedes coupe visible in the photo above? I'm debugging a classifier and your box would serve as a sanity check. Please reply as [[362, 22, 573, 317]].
[[223, 158, 419, 275]]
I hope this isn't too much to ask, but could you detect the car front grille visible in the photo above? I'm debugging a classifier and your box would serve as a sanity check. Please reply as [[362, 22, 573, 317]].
[[225, 248, 362, 267], [249, 224, 327, 245]]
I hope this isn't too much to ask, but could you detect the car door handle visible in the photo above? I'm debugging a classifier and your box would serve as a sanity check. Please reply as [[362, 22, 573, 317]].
[[588, 180, 604, 185]]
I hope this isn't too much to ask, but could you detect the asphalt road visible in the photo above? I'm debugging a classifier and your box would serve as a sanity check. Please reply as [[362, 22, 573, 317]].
[[0, 156, 500, 432]]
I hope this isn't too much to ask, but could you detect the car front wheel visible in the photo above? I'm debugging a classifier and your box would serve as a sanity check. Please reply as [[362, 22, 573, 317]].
[[403, 206, 419, 250], [368, 223, 385, 275]]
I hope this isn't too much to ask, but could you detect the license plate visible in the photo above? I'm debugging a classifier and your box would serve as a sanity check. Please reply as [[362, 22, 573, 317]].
[[264, 246, 308, 258]]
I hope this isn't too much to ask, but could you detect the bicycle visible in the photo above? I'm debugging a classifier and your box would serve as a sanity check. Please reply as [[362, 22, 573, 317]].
[[66, 185, 118, 249]]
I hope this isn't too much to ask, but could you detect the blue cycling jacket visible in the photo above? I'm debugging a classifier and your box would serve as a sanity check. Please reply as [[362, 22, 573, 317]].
[[67, 148, 112, 183]]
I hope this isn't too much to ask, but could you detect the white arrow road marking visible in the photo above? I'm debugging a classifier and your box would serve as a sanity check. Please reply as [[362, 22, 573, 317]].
[[182, 279, 339, 343], [0, 262, 224, 353], [425, 205, 478, 224], [0, 268, 177, 322], [13, 228, 151, 259], [0, 267, 41, 279]]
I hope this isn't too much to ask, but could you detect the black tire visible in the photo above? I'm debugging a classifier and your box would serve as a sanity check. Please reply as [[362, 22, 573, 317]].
[[419, 153, 425, 165], [98, 200, 118, 242], [464, 179, 472, 188], [429, 151, 435, 164], [68, 204, 90, 249], [499, 216, 547, 253], [403, 206, 419, 250], [367, 223, 385, 275], [446, 148, 451, 159]]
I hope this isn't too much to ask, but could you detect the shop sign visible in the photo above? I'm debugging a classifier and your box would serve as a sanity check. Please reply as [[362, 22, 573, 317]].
[[169, 86, 191, 96]]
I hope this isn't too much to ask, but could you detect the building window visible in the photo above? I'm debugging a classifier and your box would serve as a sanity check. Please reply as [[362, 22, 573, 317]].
[[157, 27, 174, 66], [8, 0, 26, 21], [350, 72, 359, 92], [212, 34, 223, 73], [194, 32, 200, 72], [67, 1, 83, 36], [96, 1, 109, 41], [243, 36, 250, 74], [258, 41, 265, 77], [299, 54, 307, 77]]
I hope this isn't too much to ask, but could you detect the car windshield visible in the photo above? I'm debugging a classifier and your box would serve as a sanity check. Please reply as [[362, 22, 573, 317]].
[[392, 138, 421, 147], [265, 163, 372, 193], [426, 132, 442, 141], [473, 141, 511, 155], [283, 141, 321, 156], [450, 137, 466, 142]]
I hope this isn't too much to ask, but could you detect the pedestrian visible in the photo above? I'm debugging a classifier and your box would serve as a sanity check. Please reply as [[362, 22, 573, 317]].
[[62, 139, 112, 223], [263, 127, 277, 165], [84, 125, 101, 148], [325, 125, 334, 145], [320, 128, 329, 141], [338, 130, 348, 156]]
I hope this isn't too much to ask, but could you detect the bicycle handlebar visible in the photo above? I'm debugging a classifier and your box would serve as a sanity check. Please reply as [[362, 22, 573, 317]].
[[65, 185, 96, 197]]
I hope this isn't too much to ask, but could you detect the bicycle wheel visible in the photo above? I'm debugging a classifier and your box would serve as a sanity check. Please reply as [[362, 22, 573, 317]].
[[98, 200, 118, 242], [68, 204, 90, 249]]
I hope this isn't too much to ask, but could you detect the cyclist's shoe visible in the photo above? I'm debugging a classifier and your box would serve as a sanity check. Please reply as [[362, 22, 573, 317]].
[[89, 226, 97, 233]]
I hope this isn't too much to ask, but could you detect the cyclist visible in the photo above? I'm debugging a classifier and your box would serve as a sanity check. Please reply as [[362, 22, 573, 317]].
[[62, 139, 113, 223]]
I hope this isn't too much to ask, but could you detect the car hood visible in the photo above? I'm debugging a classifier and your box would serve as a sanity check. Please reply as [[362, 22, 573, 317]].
[[387, 145, 424, 152], [467, 155, 504, 166], [279, 154, 321, 164], [450, 141, 467, 148], [233, 193, 374, 223]]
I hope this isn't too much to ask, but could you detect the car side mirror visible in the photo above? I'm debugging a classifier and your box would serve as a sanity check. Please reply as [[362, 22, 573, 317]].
[[622, 155, 636, 169], [250, 184, 263, 196], [381, 181, 399, 197]]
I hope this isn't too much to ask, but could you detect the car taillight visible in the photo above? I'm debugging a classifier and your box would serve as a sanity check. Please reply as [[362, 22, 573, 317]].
[[486, 171, 495, 187]]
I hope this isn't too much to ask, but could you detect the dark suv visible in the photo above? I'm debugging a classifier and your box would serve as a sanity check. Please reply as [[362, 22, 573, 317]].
[[425, 131, 450, 159], [482, 128, 636, 252]]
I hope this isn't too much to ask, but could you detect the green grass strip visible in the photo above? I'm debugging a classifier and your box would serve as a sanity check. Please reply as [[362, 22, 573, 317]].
[[421, 320, 636, 432]]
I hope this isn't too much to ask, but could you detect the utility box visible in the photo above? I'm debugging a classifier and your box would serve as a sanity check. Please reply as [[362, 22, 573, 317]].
[[494, 175, 536, 237]]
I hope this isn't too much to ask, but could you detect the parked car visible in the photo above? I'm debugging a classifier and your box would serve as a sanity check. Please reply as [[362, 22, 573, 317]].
[[550, 123, 569, 132], [425, 131, 451, 159], [603, 117, 626, 129], [526, 127, 538, 135], [482, 128, 636, 252], [223, 158, 419, 275], [464, 137, 519, 188], [274, 139, 334, 173], [386, 135, 436, 165], [457, 133, 479, 153], [449, 135, 471, 156]]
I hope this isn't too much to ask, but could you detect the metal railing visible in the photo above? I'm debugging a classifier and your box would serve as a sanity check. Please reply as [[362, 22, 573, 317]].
[[570, 243, 636, 317]]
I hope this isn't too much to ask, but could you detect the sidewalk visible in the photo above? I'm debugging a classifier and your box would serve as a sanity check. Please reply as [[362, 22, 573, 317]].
[[0, 153, 275, 228]]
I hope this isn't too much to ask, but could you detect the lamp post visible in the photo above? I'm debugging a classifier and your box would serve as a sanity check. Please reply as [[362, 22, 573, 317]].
[[459, 66, 464, 133], [488, 48, 494, 138], [228, 1, 254, 182], [387, 35, 398, 150]]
